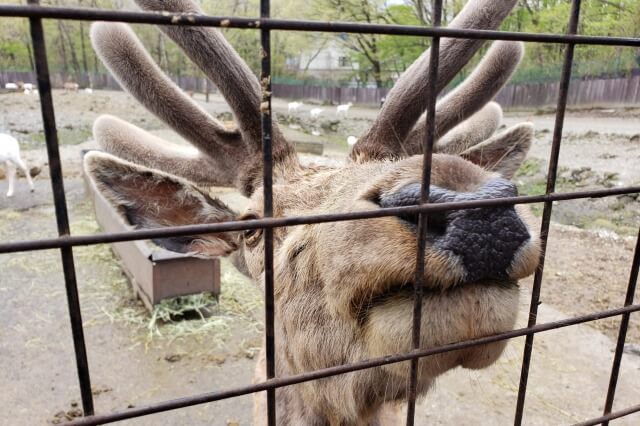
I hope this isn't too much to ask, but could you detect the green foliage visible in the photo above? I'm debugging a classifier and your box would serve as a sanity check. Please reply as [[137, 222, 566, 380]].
[[502, 0, 640, 83]]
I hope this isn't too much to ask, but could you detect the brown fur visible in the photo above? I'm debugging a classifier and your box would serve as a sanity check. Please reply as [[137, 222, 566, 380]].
[[84, 0, 543, 423]]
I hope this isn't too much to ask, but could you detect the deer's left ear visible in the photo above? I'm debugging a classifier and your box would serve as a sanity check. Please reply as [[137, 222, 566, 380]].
[[84, 151, 240, 257], [461, 123, 533, 179]]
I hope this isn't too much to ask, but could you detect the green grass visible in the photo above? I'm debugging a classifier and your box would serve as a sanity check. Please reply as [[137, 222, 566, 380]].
[[21, 126, 92, 149]]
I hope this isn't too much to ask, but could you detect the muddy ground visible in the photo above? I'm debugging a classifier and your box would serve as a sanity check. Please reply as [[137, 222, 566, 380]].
[[0, 90, 639, 425]]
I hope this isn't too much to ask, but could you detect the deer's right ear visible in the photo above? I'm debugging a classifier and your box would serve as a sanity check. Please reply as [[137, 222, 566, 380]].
[[83, 152, 240, 257]]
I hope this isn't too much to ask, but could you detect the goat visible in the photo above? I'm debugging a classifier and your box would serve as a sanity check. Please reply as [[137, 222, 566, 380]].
[[287, 101, 303, 114], [1, 133, 35, 197], [84, 87, 94, 94], [309, 107, 324, 119], [336, 102, 353, 117], [347, 135, 358, 146], [4, 82, 18, 91], [23, 83, 34, 91], [84, 0, 540, 423]]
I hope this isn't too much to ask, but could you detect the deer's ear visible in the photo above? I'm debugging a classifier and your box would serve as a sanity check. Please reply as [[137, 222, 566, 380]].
[[84, 152, 239, 257], [461, 123, 533, 179]]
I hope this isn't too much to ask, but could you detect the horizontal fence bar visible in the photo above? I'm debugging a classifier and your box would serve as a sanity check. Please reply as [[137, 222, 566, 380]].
[[572, 403, 640, 426], [0, 5, 640, 47], [64, 303, 640, 426], [0, 186, 637, 255]]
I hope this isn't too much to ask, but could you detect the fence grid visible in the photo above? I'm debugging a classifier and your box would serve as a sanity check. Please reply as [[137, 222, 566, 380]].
[[0, 1, 638, 425]]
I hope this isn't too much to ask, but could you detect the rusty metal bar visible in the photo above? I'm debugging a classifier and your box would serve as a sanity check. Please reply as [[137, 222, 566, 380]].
[[573, 403, 640, 426], [513, 1, 582, 424], [64, 303, 640, 426], [260, 0, 276, 423], [0, 4, 639, 47], [0, 186, 637, 255], [26, 0, 94, 416], [602, 228, 640, 424], [406, 0, 442, 424]]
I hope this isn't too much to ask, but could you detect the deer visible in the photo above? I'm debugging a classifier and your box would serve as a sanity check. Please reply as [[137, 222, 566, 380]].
[[310, 107, 324, 119], [63, 81, 80, 91], [1, 133, 35, 197], [336, 101, 353, 117], [83, 0, 541, 424], [287, 101, 303, 114]]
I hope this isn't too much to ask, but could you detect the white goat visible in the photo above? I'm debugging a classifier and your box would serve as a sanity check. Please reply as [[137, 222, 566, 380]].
[[23, 83, 34, 91], [310, 107, 324, 119], [4, 83, 18, 91], [84, 87, 94, 94], [347, 135, 358, 146], [287, 101, 303, 114], [1, 133, 35, 197], [336, 102, 353, 117]]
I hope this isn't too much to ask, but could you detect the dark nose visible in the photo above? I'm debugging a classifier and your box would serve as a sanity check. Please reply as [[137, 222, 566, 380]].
[[379, 178, 531, 282]]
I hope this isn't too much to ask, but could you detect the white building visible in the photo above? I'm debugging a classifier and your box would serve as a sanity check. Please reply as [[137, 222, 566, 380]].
[[293, 40, 359, 82]]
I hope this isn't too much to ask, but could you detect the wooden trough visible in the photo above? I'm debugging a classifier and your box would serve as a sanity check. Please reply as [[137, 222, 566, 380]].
[[83, 165, 220, 311]]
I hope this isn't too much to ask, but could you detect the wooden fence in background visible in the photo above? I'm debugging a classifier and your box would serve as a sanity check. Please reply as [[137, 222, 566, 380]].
[[2, 71, 639, 108], [494, 75, 640, 108]]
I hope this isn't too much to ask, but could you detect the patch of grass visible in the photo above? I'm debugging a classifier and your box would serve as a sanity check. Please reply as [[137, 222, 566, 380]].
[[517, 178, 547, 196], [515, 158, 544, 178], [21, 126, 92, 149], [577, 217, 636, 237]]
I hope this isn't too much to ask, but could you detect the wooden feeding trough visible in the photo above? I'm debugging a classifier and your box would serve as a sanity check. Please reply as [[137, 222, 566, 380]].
[[83, 164, 220, 311]]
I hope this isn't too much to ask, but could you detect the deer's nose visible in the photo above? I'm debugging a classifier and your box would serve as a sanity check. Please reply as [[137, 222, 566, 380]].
[[379, 178, 531, 282]]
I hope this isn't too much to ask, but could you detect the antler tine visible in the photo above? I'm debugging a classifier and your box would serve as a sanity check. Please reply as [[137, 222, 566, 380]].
[[404, 41, 523, 153], [90, 22, 242, 160], [351, 0, 518, 162], [402, 101, 502, 156], [93, 115, 241, 186], [436, 102, 503, 155], [134, 0, 295, 166], [461, 122, 534, 179]]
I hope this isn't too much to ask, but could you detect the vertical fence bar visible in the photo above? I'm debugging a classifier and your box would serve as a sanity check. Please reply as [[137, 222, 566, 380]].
[[405, 1, 442, 424], [514, 1, 582, 424], [26, 0, 94, 416], [602, 227, 640, 425], [260, 0, 276, 425]]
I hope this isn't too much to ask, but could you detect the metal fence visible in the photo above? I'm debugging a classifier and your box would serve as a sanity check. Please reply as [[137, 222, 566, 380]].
[[0, 1, 638, 425]]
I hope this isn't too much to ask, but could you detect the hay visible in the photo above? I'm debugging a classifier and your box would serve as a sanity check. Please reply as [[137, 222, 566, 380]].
[[68, 203, 263, 347]]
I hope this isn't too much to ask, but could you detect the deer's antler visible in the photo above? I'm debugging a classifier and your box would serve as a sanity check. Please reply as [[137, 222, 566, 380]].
[[460, 122, 534, 178], [351, 0, 519, 162], [91, 0, 298, 195], [434, 102, 503, 155], [403, 41, 523, 155]]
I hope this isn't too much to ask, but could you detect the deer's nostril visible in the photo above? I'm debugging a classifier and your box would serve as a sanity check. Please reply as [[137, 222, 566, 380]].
[[378, 182, 453, 235], [395, 210, 449, 235]]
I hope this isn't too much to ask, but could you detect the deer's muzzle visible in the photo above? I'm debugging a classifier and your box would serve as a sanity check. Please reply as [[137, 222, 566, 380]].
[[378, 178, 531, 283]]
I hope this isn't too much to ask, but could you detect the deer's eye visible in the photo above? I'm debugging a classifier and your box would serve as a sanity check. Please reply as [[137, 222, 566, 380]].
[[240, 212, 263, 246]]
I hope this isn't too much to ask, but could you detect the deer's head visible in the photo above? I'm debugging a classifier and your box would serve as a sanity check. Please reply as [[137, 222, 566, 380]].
[[84, 0, 541, 421]]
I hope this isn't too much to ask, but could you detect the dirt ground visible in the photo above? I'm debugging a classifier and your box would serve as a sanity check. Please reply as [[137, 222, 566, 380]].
[[0, 90, 639, 425]]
